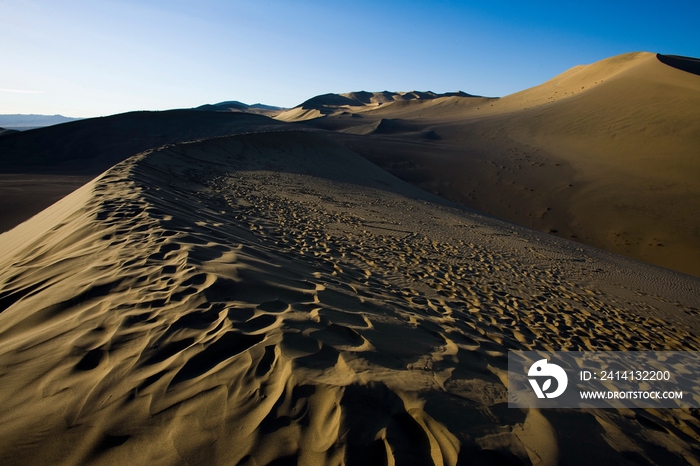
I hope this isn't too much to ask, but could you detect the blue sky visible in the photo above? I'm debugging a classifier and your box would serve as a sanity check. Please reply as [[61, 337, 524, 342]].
[[1, 0, 698, 117]]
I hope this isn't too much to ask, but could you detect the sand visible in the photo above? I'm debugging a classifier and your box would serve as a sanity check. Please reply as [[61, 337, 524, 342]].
[[1, 130, 699, 465], [287, 52, 700, 276]]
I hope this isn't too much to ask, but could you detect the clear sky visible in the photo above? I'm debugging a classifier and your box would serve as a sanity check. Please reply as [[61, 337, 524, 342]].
[[2, 0, 698, 117]]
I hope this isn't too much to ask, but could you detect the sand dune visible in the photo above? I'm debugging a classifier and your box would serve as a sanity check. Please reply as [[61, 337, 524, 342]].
[[0, 127, 20, 137], [0, 110, 284, 174], [1, 130, 699, 465], [290, 52, 700, 276], [0, 110, 288, 233], [276, 91, 476, 122]]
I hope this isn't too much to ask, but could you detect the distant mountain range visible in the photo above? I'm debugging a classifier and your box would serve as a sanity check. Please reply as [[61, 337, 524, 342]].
[[0, 114, 81, 130]]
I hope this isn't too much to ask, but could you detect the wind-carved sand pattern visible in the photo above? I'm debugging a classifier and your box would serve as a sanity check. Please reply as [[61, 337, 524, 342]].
[[1, 131, 700, 465]]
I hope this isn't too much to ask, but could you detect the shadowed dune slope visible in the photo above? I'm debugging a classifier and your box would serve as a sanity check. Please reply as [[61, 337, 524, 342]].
[[1, 130, 700, 465], [298, 52, 700, 276], [195, 101, 285, 117], [657, 53, 700, 76], [0, 109, 285, 174]]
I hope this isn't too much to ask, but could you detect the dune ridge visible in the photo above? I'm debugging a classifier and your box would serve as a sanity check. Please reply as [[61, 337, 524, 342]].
[[276, 91, 476, 122], [1, 130, 699, 464]]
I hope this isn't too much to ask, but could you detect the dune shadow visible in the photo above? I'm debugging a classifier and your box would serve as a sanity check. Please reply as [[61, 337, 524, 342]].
[[657, 53, 700, 76]]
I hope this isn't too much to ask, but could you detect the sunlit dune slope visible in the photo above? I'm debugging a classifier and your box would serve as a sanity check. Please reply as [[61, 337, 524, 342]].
[[1, 130, 699, 465], [296, 52, 700, 276]]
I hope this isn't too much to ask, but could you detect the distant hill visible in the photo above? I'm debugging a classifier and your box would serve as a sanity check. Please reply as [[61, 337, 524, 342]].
[[0, 109, 290, 233], [195, 101, 286, 117], [0, 114, 81, 130]]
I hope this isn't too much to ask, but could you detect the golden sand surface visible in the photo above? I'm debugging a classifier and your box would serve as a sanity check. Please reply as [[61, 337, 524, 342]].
[[1, 131, 699, 465]]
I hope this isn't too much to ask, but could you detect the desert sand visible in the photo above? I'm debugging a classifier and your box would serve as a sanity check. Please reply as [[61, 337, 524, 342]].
[[1, 129, 700, 465], [288, 53, 700, 276]]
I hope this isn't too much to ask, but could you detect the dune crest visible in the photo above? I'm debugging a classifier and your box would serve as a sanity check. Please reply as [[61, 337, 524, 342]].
[[1, 131, 699, 464], [496, 51, 653, 109]]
